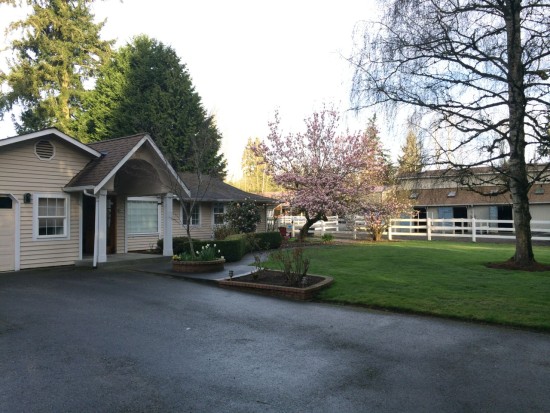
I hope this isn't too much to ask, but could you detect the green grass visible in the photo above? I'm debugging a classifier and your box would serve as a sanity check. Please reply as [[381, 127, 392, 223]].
[[270, 241, 550, 331]]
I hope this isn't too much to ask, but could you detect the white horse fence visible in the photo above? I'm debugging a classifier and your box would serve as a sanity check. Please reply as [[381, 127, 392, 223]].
[[268, 216, 550, 242]]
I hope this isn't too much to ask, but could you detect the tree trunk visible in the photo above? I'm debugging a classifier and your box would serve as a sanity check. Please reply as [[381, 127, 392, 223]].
[[299, 220, 316, 241], [504, 0, 535, 266], [372, 229, 383, 242], [298, 213, 322, 241]]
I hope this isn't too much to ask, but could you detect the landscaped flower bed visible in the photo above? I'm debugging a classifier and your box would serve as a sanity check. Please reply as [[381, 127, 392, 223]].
[[218, 270, 333, 301], [171, 243, 225, 273]]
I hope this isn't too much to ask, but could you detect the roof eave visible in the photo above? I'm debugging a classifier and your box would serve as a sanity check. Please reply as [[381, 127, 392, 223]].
[[0, 128, 101, 158]]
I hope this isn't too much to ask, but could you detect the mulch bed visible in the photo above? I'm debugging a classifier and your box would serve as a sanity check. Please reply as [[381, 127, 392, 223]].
[[486, 260, 550, 272], [231, 269, 325, 288]]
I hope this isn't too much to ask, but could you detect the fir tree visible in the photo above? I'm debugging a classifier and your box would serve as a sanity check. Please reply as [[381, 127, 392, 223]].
[[0, 0, 112, 134], [397, 130, 423, 175], [77, 35, 226, 176]]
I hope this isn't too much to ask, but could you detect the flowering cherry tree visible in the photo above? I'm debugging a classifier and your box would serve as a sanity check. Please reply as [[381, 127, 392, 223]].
[[256, 108, 387, 240], [356, 190, 414, 241]]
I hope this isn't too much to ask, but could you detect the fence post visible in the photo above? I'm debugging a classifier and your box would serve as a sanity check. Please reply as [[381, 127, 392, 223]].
[[472, 217, 476, 242], [321, 220, 325, 236], [388, 220, 393, 241], [291, 222, 295, 238], [427, 217, 432, 241]]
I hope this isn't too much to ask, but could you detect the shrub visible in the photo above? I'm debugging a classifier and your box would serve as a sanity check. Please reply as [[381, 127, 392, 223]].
[[321, 233, 334, 244], [157, 237, 202, 255], [224, 199, 261, 233], [173, 243, 223, 261], [254, 231, 283, 250], [269, 247, 310, 286], [213, 224, 237, 240], [159, 231, 283, 264]]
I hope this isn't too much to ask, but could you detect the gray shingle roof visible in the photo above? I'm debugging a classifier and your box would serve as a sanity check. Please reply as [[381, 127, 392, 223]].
[[411, 184, 550, 206], [65, 133, 148, 189], [179, 172, 277, 204]]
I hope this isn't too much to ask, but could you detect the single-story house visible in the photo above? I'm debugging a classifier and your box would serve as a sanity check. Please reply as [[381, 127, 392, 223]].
[[398, 167, 550, 223], [0, 128, 275, 271]]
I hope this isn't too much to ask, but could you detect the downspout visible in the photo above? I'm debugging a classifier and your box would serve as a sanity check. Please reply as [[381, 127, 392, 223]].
[[83, 190, 99, 268]]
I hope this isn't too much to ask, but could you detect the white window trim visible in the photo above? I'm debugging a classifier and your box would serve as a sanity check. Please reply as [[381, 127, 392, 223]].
[[32, 193, 70, 240], [126, 196, 161, 236], [212, 202, 226, 227], [181, 202, 201, 227]]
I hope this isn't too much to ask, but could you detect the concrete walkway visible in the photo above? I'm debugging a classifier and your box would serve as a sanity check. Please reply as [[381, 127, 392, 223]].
[[135, 252, 263, 282]]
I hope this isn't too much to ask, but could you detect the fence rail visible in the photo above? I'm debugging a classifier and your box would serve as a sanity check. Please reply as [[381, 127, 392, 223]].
[[269, 216, 550, 242]]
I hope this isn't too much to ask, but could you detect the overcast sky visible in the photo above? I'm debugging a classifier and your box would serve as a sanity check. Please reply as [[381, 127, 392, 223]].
[[0, 0, 395, 179]]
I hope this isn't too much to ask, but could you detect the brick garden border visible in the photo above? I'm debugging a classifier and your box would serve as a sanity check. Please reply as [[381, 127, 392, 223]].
[[218, 274, 333, 301]]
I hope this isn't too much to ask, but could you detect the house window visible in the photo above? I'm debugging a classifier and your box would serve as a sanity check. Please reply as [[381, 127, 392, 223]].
[[0, 196, 12, 209], [182, 203, 200, 226], [212, 203, 225, 225], [127, 198, 159, 234], [34, 194, 69, 239]]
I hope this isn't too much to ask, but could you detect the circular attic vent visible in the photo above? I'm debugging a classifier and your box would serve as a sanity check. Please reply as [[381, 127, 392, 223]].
[[35, 140, 55, 160]]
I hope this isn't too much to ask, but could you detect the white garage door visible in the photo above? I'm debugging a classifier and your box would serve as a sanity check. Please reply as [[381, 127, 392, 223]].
[[0, 196, 15, 272]]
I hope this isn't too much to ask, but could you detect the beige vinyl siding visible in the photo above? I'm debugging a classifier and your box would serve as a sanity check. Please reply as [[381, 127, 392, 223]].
[[171, 201, 272, 240], [0, 138, 92, 269], [173, 201, 213, 240]]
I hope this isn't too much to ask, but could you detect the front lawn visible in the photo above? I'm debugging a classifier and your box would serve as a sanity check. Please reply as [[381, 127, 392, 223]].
[[271, 241, 550, 331]]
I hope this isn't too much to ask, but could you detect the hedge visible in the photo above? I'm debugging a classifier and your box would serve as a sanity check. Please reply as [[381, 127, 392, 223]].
[[158, 232, 282, 263]]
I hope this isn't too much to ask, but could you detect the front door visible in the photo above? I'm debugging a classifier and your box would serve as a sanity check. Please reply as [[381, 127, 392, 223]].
[[0, 196, 15, 271], [82, 194, 117, 255]]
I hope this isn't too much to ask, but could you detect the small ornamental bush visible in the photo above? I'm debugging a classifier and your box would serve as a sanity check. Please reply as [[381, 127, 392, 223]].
[[254, 231, 283, 249], [269, 247, 311, 286], [224, 199, 261, 233], [321, 233, 334, 244], [159, 231, 282, 263], [213, 224, 237, 240]]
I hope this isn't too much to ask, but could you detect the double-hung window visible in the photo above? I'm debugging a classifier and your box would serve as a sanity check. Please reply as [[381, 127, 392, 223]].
[[212, 203, 225, 225], [182, 203, 200, 226], [34, 194, 69, 239], [127, 197, 159, 234]]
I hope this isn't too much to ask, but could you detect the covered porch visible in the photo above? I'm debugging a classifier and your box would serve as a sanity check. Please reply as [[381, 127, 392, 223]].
[[64, 133, 188, 268]]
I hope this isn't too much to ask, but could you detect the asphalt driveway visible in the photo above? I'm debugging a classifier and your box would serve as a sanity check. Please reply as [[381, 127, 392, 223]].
[[0, 267, 549, 413]]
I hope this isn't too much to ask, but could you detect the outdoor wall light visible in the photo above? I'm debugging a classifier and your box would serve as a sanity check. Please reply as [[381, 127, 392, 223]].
[[23, 193, 32, 204]]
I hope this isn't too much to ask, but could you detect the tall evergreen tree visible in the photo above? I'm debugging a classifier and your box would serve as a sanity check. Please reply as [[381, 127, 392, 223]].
[[77, 35, 226, 176], [0, 0, 112, 134], [397, 130, 423, 175], [364, 115, 393, 183], [237, 137, 277, 193]]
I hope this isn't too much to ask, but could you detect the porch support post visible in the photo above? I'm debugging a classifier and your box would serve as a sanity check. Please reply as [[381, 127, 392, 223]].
[[163, 193, 174, 256], [97, 190, 108, 263]]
